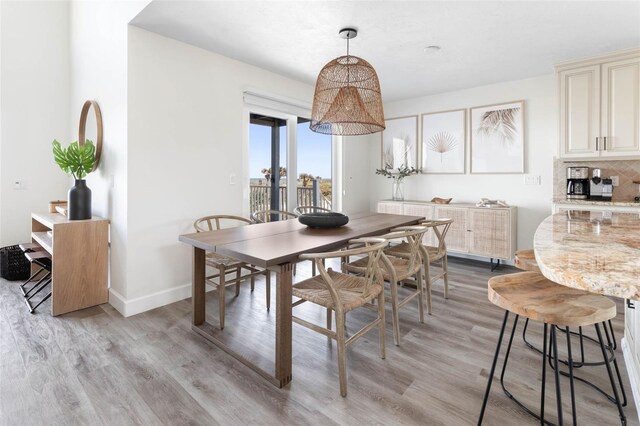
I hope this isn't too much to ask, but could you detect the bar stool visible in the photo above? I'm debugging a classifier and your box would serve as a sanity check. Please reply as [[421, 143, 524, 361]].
[[478, 271, 626, 425], [514, 249, 539, 272], [23, 251, 52, 313], [515, 249, 625, 407], [17, 243, 48, 297], [19, 242, 43, 252]]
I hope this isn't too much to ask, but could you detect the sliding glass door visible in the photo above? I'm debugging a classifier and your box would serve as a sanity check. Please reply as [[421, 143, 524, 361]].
[[245, 96, 338, 218], [249, 114, 287, 216]]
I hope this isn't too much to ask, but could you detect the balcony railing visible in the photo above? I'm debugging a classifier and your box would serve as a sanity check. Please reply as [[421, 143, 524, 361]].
[[249, 183, 331, 215]]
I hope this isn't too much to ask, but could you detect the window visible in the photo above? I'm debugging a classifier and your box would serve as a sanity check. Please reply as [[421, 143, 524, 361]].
[[296, 118, 332, 210]]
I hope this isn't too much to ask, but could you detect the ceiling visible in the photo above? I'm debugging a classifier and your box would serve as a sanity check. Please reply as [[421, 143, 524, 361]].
[[130, 1, 640, 102]]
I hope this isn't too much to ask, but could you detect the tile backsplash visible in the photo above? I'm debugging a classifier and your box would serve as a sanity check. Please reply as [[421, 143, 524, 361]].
[[553, 159, 640, 202]]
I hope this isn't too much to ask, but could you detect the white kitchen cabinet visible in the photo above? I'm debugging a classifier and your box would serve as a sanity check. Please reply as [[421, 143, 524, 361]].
[[635, 301, 640, 371], [636, 305, 640, 372], [601, 57, 640, 157], [377, 200, 517, 261], [557, 49, 640, 159], [558, 65, 601, 157], [623, 299, 640, 420], [627, 301, 636, 358]]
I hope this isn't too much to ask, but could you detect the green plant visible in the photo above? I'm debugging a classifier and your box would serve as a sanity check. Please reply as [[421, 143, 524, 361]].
[[52, 139, 96, 180], [375, 164, 418, 182]]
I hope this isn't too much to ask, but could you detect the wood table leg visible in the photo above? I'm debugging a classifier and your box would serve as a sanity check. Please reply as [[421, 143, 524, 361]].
[[193, 247, 205, 326], [275, 262, 293, 387]]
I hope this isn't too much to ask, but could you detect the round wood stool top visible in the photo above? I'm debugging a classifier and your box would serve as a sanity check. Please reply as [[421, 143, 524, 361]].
[[488, 271, 616, 327], [514, 249, 539, 272]]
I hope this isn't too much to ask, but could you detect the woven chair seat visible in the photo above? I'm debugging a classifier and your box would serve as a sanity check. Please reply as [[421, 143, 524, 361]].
[[385, 242, 446, 263], [293, 269, 382, 313], [205, 252, 244, 268], [347, 254, 420, 281], [425, 246, 445, 262]]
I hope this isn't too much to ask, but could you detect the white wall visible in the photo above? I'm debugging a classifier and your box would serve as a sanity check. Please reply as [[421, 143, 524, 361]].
[[342, 135, 373, 214], [369, 75, 556, 251], [68, 0, 149, 300], [125, 27, 314, 312], [0, 1, 70, 247]]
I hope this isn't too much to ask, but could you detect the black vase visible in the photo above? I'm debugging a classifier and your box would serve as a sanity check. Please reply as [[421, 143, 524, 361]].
[[68, 179, 92, 220]]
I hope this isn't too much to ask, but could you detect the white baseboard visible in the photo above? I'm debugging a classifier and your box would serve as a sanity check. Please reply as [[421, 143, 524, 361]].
[[109, 282, 214, 317], [108, 288, 128, 316], [621, 337, 640, 423]]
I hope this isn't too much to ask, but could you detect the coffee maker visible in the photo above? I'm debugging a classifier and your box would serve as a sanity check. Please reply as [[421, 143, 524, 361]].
[[566, 167, 589, 200], [589, 168, 613, 200]]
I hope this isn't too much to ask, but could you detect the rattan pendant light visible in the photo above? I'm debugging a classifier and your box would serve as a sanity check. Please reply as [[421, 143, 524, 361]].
[[310, 28, 385, 136]]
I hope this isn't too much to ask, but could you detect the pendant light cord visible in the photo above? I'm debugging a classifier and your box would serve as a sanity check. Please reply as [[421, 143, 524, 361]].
[[346, 36, 351, 86]]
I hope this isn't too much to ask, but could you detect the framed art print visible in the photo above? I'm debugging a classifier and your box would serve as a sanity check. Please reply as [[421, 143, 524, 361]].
[[381, 116, 418, 170], [421, 109, 466, 174], [470, 101, 524, 174]]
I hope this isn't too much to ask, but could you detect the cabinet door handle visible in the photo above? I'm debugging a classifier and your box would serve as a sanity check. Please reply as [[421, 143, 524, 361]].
[[603, 136, 607, 151], [595, 137, 599, 151], [627, 300, 635, 309]]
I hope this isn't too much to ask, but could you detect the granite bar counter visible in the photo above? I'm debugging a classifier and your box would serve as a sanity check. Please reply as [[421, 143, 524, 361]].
[[553, 199, 640, 208], [533, 211, 640, 300], [535, 211, 640, 418]]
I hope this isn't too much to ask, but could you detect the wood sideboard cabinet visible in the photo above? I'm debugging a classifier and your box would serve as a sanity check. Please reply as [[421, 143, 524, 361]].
[[376, 201, 517, 262], [31, 212, 109, 316]]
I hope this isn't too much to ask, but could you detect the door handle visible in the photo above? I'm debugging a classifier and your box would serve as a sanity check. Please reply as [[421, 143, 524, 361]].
[[627, 300, 635, 309], [595, 137, 599, 151], [603, 136, 607, 151]]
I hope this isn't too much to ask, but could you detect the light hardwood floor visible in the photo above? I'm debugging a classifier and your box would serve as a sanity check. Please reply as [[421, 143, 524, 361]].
[[1, 258, 637, 425]]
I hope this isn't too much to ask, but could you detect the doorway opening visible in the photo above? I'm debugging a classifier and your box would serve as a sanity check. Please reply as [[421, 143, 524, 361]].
[[248, 114, 332, 218], [248, 114, 287, 216]]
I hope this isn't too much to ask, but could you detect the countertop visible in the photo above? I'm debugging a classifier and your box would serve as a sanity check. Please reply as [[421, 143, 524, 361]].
[[553, 199, 640, 207], [380, 200, 515, 209], [534, 211, 640, 299]]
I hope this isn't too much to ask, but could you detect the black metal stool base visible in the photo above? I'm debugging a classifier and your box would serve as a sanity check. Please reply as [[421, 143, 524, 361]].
[[19, 266, 47, 296], [19, 249, 52, 314], [478, 311, 627, 426], [522, 318, 627, 407], [24, 277, 52, 313]]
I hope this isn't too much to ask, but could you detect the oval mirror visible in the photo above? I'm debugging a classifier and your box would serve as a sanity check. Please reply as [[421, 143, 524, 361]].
[[78, 100, 103, 171]]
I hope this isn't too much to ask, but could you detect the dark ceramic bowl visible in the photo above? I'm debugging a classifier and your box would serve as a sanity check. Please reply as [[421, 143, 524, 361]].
[[298, 212, 349, 229]]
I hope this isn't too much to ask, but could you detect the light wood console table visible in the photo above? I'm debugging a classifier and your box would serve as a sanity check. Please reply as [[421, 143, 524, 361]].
[[377, 200, 517, 268], [31, 212, 109, 316]]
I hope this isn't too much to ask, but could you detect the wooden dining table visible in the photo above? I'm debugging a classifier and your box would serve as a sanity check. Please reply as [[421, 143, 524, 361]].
[[179, 211, 424, 388]]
